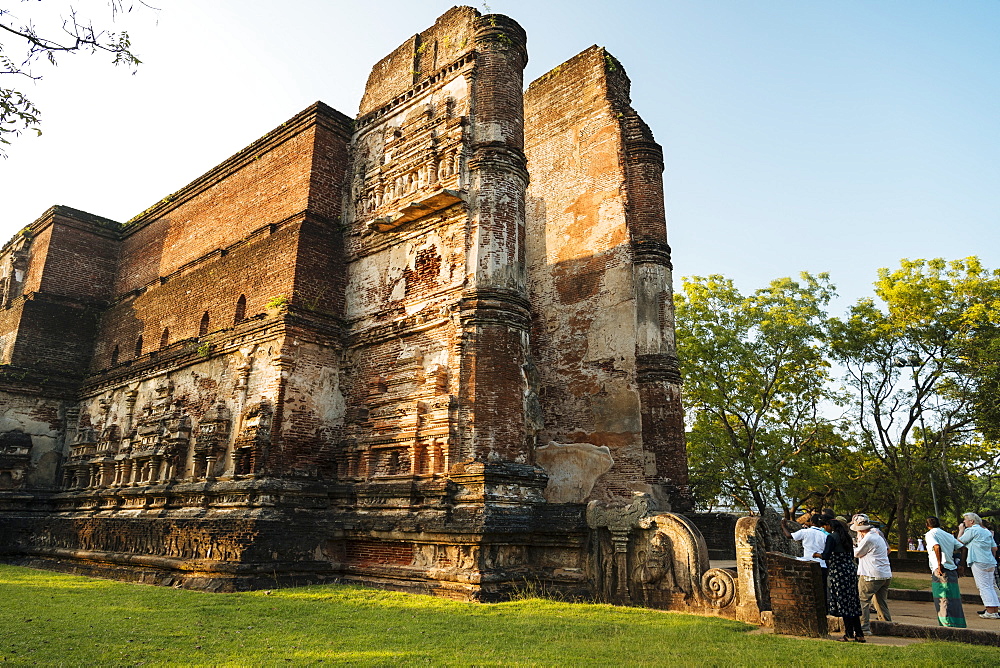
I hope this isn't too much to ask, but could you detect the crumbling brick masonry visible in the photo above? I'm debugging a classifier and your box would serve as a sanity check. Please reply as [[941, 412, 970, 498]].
[[0, 6, 689, 601]]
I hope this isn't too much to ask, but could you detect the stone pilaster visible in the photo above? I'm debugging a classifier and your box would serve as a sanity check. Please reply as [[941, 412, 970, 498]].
[[458, 14, 532, 464]]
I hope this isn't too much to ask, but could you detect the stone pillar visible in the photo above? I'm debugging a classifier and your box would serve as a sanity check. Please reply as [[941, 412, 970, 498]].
[[101, 463, 113, 487], [610, 528, 631, 601], [766, 552, 827, 637], [458, 14, 532, 464], [124, 389, 138, 431], [223, 348, 254, 480]]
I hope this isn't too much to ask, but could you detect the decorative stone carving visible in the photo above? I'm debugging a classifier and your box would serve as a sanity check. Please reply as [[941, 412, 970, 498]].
[[0, 431, 32, 489], [0, 237, 30, 308], [64, 426, 97, 489], [733, 515, 772, 624], [354, 93, 469, 232], [701, 567, 738, 608], [194, 403, 230, 480], [587, 494, 740, 614], [233, 398, 272, 476], [96, 425, 121, 456], [521, 359, 543, 438], [536, 441, 613, 503]]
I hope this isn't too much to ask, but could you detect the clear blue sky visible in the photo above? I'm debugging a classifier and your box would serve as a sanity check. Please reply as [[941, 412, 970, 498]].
[[2, 0, 997, 311]]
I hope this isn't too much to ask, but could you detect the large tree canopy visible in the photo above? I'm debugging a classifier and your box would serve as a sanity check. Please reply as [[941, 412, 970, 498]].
[[828, 257, 1000, 557], [0, 1, 148, 155], [675, 272, 840, 515], [678, 258, 1000, 552]]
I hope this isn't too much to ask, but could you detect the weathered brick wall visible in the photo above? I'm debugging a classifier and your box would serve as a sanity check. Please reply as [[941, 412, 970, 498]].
[[525, 46, 688, 508], [343, 6, 532, 473], [8, 298, 102, 377], [458, 13, 532, 464], [344, 540, 415, 567], [688, 512, 740, 559], [0, 208, 120, 380], [524, 47, 646, 501], [343, 327, 462, 478], [274, 335, 344, 478], [18, 222, 52, 297], [614, 53, 689, 508], [292, 218, 346, 319], [766, 552, 827, 637], [0, 302, 25, 365], [297, 107, 353, 317], [35, 213, 119, 302], [0, 391, 67, 489], [114, 105, 342, 296], [358, 7, 479, 116], [90, 222, 300, 371]]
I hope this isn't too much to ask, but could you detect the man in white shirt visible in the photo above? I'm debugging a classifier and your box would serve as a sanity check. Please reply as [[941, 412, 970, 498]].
[[925, 516, 966, 628], [781, 514, 828, 568], [852, 518, 892, 634]]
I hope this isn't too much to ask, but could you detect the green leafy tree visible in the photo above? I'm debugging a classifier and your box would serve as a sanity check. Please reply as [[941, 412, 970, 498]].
[[967, 324, 1000, 443], [675, 272, 839, 515], [829, 257, 1000, 558], [1, 1, 149, 155]]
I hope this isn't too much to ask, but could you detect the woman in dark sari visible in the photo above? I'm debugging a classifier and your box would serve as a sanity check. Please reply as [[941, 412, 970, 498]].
[[820, 517, 865, 641]]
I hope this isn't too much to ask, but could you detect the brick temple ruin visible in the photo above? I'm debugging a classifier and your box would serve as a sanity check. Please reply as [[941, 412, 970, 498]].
[[0, 7, 787, 618]]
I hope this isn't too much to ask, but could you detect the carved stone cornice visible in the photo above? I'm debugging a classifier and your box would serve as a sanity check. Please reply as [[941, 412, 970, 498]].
[[631, 239, 673, 268], [635, 353, 681, 384], [458, 289, 531, 330], [468, 143, 529, 184]]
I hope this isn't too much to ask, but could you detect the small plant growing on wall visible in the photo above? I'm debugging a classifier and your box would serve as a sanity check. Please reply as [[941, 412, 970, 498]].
[[266, 295, 289, 312], [196, 343, 211, 359]]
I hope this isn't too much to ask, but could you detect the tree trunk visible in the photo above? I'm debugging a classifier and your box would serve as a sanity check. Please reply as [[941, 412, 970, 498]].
[[751, 487, 768, 517], [895, 490, 910, 561]]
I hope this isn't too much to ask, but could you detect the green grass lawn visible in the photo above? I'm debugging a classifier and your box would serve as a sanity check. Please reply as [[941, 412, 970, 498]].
[[890, 576, 931, 590], [1, 564, 998, 667]]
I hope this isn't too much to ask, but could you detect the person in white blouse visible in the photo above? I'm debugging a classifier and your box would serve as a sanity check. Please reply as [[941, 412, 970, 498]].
[[957, 512, 999, 619]]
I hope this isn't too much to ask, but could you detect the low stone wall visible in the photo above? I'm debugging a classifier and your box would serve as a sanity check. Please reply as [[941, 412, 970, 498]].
[[888, 588, 981, 604], [766, 552, 827, 637], [871, 621, 1000, 647]]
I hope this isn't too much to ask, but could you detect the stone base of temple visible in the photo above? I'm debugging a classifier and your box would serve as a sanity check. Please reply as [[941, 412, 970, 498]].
[[0, 468, 593, 600]]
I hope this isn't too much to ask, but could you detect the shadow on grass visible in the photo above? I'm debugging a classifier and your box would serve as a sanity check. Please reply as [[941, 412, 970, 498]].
[[1, 565, 999, 666]]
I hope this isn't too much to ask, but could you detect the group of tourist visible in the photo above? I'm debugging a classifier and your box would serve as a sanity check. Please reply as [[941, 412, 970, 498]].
[[781, 512, 890, 642], [924, 513, 1000, 628], [780, 510, 1000, 640]]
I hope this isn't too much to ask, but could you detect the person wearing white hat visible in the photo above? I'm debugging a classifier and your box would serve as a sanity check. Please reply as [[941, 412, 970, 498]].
[[851, 513, 886, 542], [852, 518, 892, 634]]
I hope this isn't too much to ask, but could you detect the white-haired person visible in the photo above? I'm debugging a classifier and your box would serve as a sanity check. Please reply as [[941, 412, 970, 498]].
[[957, 512, 1000, 619]]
